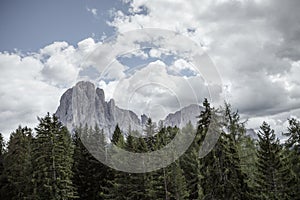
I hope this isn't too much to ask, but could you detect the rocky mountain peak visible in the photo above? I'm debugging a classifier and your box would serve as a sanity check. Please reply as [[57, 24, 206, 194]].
[[96, 88, 105, 102], [161, 104, 203, 128], [55, 81, 141, 138], [55, 81, 204, 137]]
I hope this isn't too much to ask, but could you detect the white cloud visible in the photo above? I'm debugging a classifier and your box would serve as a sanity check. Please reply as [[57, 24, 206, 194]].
[[107, 0, 300, 126], [169, 59, 197, 75], [0, 38, 99, 139], [40, 43, 79, 87], [99, 60, 209, 121], [0, 52, 65, 139], [86, 7, 98, 17], [149, 49, 162, 58], [77, 37, 97, 53]]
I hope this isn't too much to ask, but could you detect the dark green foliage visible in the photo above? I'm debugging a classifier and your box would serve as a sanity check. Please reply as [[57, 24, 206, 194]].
[[283, 118, 300, 189], [4, 126, 33, 200], [114, 135, 150, 200], [111, 124, 124, 147], [0, 133, 4, 173], [180, 99, 211, 200], [100, 124, 127, 200], [284, 118, 300, 151], [1, 103, 300, 199], [32, 113, 76, 200], [221, 104, 249, 199], [255, 122, 296, 199], [238, 135, 257, 191], [151, 126, 188, 200], [72, 125, 109, 200], [200, 103, 249, 200], [144, 118, 157, 151], [0, 133, 9, 199]]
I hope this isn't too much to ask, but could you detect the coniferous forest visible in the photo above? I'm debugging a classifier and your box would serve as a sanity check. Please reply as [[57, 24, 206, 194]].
[[0, 99, 299, 200]]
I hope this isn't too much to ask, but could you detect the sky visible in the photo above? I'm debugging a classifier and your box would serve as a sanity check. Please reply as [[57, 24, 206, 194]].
[[0, 0, 300, 139]]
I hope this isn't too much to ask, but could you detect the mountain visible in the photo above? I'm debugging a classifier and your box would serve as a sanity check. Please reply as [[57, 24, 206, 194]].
[[55, 81, 203, 137], [161, 104, 202, 128], [55, 81, 142, 137]]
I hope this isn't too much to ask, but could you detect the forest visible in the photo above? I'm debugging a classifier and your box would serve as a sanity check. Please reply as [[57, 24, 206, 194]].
[[0, 99, 299, 200]]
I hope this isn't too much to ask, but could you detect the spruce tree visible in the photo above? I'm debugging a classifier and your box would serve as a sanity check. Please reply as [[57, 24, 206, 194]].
[[283, 118, 300, 179], [221, 103, 249, 199], [3, 126, 33, 200], [111, 124, 124, 147], [148, 127, 170, 200], [147, 126, 188, 200], [73, 124, 109, 200], [114, 134, 149, 200], [32, 113, 76, 200], [200, 103, 249, 199], [282, 118, 300, 198], [255, 121, 295, 199], [181, 99, 212, 200], [168, 160, 188, 200], [238, 135, 257, 192], [101, 124, 126, 200], [0, 133, 9, 199], [72, 125, 89, 199], [0, 133, 4, 174]]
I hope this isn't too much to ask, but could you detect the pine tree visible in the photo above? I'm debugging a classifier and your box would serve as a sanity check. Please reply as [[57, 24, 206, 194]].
[[283, 118, 300, 179], [181, 99, 212, 200], [147, 127, 170, 200], [180, 123, 202, 199], [32, 113, 76, 200], [221, 103, 249, 199], [72, 125, 90, 199], [101, 124, 126, 200], [0, 133, 4, 174], [3, 126, 33, 200], [238, 135, 257, 192], [147, 126, 188, 200], [73, 124, 109, 200], [144, 118, 157, 151], [0, 132, 9, 199], [168, 160, 188, 200], [255, 122, 295, 199], [282, 118, 300, 198], [114, 135, 149, 200], [200, 103, 249, 199], [111, 124, 124, 147], [165, 126, 189, 200]]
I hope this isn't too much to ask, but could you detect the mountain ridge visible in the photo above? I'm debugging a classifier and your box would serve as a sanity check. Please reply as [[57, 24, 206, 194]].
[[55, 81, 203, 137]]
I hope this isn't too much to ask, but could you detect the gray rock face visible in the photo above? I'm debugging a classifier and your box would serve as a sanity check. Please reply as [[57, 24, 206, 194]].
[[56, 81, 203, 137], [141, 114, 148, 126], [161, 104, 203, 128], [55, 81, 142, 138]]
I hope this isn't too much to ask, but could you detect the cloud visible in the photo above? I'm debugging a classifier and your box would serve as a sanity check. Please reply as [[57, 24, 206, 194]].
[[0, 38, 99, 139], [99, 59, 209, 121], [0, 52, 65, 139], [39, 38, 97, 87], [168, 59, 197, 76], [86, 7, 98, 17], [107, 0, 300, 130], [40, 42, 79, 87]]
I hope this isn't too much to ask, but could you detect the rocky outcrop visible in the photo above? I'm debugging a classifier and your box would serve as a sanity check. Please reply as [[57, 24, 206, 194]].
[[56, 81, 204, 137], [55, 81, 142, 138], [161, 104, 203, 128]]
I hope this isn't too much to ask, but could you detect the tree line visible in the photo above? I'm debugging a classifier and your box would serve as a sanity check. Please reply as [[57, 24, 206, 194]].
[[0, 99, 299, 199]]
